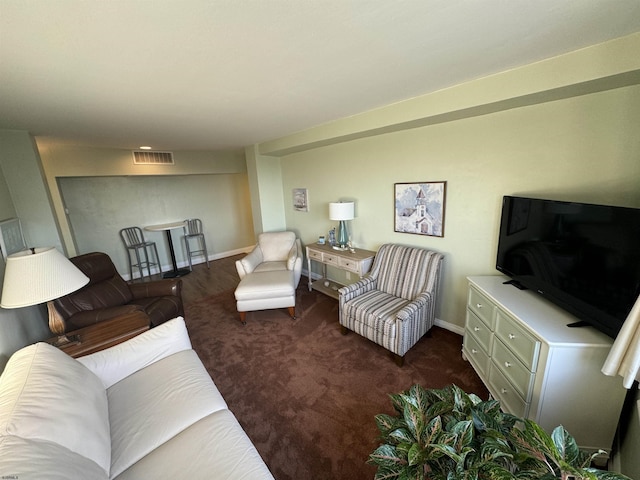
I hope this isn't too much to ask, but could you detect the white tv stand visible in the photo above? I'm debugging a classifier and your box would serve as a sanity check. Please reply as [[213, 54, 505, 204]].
[[462, 276, 626, 455]]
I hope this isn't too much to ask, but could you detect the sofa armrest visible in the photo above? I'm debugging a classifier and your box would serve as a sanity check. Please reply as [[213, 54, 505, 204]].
[[77, 316, 192, 388]]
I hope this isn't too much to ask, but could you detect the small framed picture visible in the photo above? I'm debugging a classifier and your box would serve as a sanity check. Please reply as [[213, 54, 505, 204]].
[[292, 188, 309, 212], [394, 181, 447, 237]]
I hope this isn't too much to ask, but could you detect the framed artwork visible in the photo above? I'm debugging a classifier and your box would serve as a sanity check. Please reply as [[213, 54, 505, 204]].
[[292, 188, 309, 212], [394, 181, 447, 237], [0, 218, 26, 260]]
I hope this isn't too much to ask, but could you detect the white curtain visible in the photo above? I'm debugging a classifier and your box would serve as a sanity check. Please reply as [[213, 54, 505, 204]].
[[602, 294, 640, 389]]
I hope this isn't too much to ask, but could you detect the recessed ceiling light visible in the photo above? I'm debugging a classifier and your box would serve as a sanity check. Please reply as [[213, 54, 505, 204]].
[[139, 146, 152, 150]]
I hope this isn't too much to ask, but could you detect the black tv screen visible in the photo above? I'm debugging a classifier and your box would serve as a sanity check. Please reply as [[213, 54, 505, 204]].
[[496, 196, 640, 339]]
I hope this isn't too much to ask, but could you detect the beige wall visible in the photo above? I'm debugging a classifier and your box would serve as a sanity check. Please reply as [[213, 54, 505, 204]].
[[37, 145, 256, 277], [250, 33, 640, 479], [277, 85, 640, 331], [0, 131, 57, 370]]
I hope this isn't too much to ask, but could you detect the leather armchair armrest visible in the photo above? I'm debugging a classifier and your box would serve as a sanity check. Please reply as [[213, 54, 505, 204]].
[[67, 304, 147, 329], [130, 278, 182, 299]]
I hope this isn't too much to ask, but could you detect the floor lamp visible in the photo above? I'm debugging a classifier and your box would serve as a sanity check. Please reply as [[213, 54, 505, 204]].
[[1, 247, 90, 346]]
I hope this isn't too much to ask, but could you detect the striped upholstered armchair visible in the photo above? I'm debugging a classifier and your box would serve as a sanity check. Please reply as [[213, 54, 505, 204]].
[[338, 244, 444, 366]]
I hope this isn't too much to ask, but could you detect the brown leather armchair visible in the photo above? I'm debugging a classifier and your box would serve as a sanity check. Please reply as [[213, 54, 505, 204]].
[[54, 252, 184, 330]]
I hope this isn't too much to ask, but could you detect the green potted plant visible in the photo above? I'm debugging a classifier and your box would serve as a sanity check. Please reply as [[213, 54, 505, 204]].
[[369, 384, 630, 480]]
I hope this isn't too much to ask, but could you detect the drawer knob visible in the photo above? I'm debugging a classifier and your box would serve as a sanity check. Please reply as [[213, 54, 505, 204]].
[[471, 349, 478, 354], [504, 361, 511, 368], [508, 333, 516, 340], [501, 388, 508, 394], [474, 326, 480, 332], [476, 303, 483, 309]]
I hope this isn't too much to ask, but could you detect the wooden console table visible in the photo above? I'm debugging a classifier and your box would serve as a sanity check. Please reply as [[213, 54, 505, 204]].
[[306, 243, 375, 299], [47, 311, 150, 358]]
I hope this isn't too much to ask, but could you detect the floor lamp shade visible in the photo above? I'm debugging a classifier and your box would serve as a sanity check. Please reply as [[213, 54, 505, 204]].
[[1, 247, 89, 309], [1, 247, 90, 343], [329, 202, 355, 248]]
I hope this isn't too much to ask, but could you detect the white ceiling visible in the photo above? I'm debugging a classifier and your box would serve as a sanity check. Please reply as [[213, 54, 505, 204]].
[[2, 0, 640, 151]]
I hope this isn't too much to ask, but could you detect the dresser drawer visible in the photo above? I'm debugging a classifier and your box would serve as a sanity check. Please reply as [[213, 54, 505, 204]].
[[494, 310, 540, 371], [467, 287, 495, 329], [488, 362, 528, 418], [491, 338, 535, 401], [465, 310, 492, 354], [463, 331, 490, 378], [339, 256, 361, 274]]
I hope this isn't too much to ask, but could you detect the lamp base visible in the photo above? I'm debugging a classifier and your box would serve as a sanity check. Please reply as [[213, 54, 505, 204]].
[[51, 334, 81, 348], [332, 245, 349, 251]]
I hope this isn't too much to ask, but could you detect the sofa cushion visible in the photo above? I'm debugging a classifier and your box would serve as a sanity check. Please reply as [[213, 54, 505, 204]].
[[78, 316, 192, 388], [0, 342, 111, 474], [114, 409, 274, 480], [0, 435, 109, 480], [108, 349, 228, 478]]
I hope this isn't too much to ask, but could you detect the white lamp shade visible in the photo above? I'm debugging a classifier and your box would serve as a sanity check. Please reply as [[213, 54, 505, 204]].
[[0, 247, 90, 309], [329, 202, 355, 221]]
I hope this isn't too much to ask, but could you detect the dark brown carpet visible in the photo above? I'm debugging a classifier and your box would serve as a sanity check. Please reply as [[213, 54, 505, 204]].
[[184, 281, 488, 480]]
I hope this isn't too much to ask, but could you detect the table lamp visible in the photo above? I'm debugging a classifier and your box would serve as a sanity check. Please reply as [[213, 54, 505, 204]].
[[329, 201, 354, 251], [1, 247, 90, 346]]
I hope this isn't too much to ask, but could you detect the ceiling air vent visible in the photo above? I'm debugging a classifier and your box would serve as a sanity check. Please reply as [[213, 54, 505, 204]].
[[132, 150, 174, 165]]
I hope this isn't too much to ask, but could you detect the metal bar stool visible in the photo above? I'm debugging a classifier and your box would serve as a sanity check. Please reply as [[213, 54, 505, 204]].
[[119, 226, 162, 280], [183, 218, 209, 270]]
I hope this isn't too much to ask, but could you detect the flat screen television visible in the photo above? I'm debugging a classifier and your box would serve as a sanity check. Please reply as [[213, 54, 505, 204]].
[[496, 196, 640, 339]]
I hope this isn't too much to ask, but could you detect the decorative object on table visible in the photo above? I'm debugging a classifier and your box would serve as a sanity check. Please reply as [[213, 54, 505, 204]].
[[0, 217, 26, 261], [0, 247, 90, 346], [327, 227, 336, 246], [394, 181, 446, 237], [369, 383, 630, 480], [329, 201, 355, 250], [292, 188, 309, 212], [317, 235, 325, 245]]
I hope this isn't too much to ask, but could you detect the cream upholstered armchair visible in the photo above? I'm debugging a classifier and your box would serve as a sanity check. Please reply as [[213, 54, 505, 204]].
[[234, 231, 303, 324], [338, 244, 444, 366]]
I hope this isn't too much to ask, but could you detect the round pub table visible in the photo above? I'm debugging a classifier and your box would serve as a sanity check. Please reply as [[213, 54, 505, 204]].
[[144, 221, 190, 278]]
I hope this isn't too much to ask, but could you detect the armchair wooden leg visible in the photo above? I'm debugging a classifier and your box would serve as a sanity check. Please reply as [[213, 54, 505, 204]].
[[287, 306, 296, 319], [238, 311, 246, 325], [390, 352, 405, 367]]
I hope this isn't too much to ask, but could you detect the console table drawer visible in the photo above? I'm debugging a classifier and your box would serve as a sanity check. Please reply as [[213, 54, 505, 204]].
[[463, 331, 490, 378], [307, 249, 323, 261], [467, 286, 495, 329], [338, 256, 361, 273], [465, 310, 492, 354], [488, 362, 528, 418], [495, 310, 540, 371], [492, 338, 535, 401], [322, 253, 339, 266]]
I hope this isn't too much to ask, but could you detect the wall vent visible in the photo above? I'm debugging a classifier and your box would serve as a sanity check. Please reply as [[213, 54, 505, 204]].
[[132, 150, 174, 165]]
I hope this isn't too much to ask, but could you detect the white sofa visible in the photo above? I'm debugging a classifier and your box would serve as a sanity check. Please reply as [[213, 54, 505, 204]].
[[0, 317, 274, 480]]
